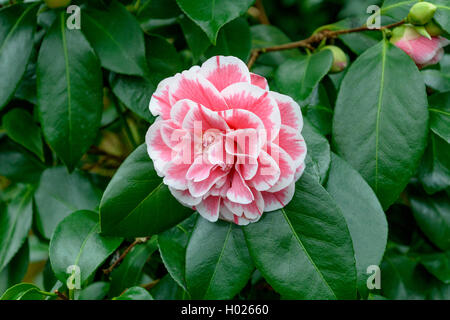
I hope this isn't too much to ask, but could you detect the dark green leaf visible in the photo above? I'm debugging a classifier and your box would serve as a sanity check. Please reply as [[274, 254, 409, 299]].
[[0, 3, 38, 110], [422, 69, 450, 93], [326, 153, 388, 296], [0, 185, 33, 271], [244, 172, 357, 299], [304, 85, 333, 136], [78, 281, 110, 300], [275, 50, 333, 102], [108, 237, 158, 297], [186, 217, 253, 299], [82, 0, 148, 76], [158, 214, 196, 291], [433, 0, 450, 33], [381, 0, 418, 20], [179, 15, 211, 63], [419, 251, 450, 284], [428, 92, 450, 143], [175, 0, 253, 44], [0, 283, 44, 300], [34, 166, 102, 239], [150, 273, 186, 300], [37, 12, 103, 171], [410, 191, 450, 251], [0, 240, 29, 295], [332, 40, 428, 209], [49, 210, 122, 286], [2, 109, 44, 161], [100, 144, 193, 237], [114, 286, 153, 300]]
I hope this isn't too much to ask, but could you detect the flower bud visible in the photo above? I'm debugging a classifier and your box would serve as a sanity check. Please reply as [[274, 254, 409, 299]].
[[425, 20, 443, 36], [44, 0, 71, 9], [321, 45, 348, 73], [408, 2, 437, 25], [390, 25, 449, 69]]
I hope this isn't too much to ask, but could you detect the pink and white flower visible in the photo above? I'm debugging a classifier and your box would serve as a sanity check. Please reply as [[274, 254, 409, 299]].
[[146, 56, 306, 225], [391, 25, 449, 69]]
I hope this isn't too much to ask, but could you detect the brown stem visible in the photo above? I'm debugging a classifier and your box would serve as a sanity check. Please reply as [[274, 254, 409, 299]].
[[88, 145, 124, 162], [247, 20, 405, 69], [54, 290, 68, 300], [141, 279, 160, 290], [103, 237, 150, 274], [255, 0, 270, 25]]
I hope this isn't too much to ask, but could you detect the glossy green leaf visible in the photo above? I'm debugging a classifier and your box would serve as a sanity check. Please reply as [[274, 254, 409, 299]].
[[2, 109, 44, 161], [110, 35, 183, 122], [49, 210, 122, 286], [150, 273, 187, 300], [37, 12, 103, 171], [428, 92, 450, 143], [418, 133, 450, 194], [326, 153, 388, 296], [179, 15, 211, 62], [420, 251, 450, 284], [0, 3, 38, 110], [410, 190, 450, 251], [304, 85, 333, 136], [82, 0, 148, 76], [0, 283, 44, 300], [433, 0, 450, 33], [158, 214, 196, 292], [34, 167, 102, 239], [244, 172, 357, 299], [108, 237, 158, 297], [114, 286, 153, 300], [100, 144, 193, 237], [302, 118, 331, 183], [175, 0, 253, 44], [78, 282, 110, 300], [275, 50, 333, 102], [381, 0, 418, 20], [332, 40, 428, 209], [205, 18, 252, 62], [0, 240, 29, 295], [185, 217, 253, 299], [0, 185, 33, 272], [422, 69, 450, 93]]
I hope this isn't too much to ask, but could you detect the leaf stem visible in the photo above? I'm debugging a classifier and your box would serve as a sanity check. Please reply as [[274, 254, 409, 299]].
[[247, 20, 405, 69], [111, 95, 138, 149], [103, 237, 150, 274]]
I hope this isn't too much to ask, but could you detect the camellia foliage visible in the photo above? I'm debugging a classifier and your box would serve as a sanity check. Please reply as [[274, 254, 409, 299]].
[[0, 0, 449, 301]]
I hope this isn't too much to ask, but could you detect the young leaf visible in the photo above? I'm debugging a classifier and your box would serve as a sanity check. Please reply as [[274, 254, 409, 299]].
[[185, 218, 254, 299], [2, 109, 44, 161], [37, 12, 103, 171], [0, 283, 44, 300], [0, 185, 33, 272], [275, 50, 333, 102], [113, 286, 153, 300], [34, 167, 102, 239], [100, 144, 193, 237], [175, 0, 253, 44], [49, 210, 123, 286], [332, 40, 428, 209], [0, 3, 38, 110], [82, 0, 148, 76], [326, 153, 388, 297], [244, 171, 357, 299]]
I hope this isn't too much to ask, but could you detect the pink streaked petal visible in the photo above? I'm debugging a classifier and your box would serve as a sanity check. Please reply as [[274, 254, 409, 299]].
[[163, 159, 191, 190], [395, 36, 442, 65], [226, 167, 254, 204], [294, 162, 306, 182], [169, 187, 202, 207], [250, 72, 269, 90], [196, 196, 221, 222], [266, 143, 296, 192], [186, 155, 214, 182], [224, 188, 264, 219], [221, 82, 281, 140], [146, 120, 174, 175], [261, 182, 295, 212], [225, 128, 261, 160], [149, 77, 174, 120], [188, 166, 229, 197], [219, 204, 253, 226], [275, 125, 307, 168], [170, 99, 197, 125], [248, 149, 280, 191], [199, 56, 251, 92], [418, 48, 445, 68], [169, 70, 228, 111], [270, 91, 303, 131], [238, 162, 258, 181], [182, 103, 229, 132]]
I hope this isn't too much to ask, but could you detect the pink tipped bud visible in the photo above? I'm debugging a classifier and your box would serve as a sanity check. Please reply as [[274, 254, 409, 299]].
[[321, 45, 348, 73]]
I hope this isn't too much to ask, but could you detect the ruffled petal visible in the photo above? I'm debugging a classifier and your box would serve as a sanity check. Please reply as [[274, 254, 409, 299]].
[[188, 166, 229, 197], [196, 196, 221, 222], [261, 182, 295, 212], [226, 167, 254, 204], [250, 72, 269, 90], [224, 188, 263, 219], [149, 77, 173, 120], [270, 91, 303, 131], [169, 187, 202, 207], [266, 143, 296, 192], [145, 120, 174, 175], [199, 56, 251, 92], [248, 149, 280, 191], [275, 125, 307, 168]]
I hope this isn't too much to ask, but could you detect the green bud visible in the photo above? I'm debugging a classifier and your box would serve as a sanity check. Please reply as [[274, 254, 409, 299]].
[[425, 20, 443, 36], [408, 2, 437, 25], [321, 45, 348, 73]]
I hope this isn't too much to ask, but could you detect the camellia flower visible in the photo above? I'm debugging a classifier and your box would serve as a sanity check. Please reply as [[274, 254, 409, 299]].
[[146, 56, 307, 225], [390, 25, 449, 69]]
